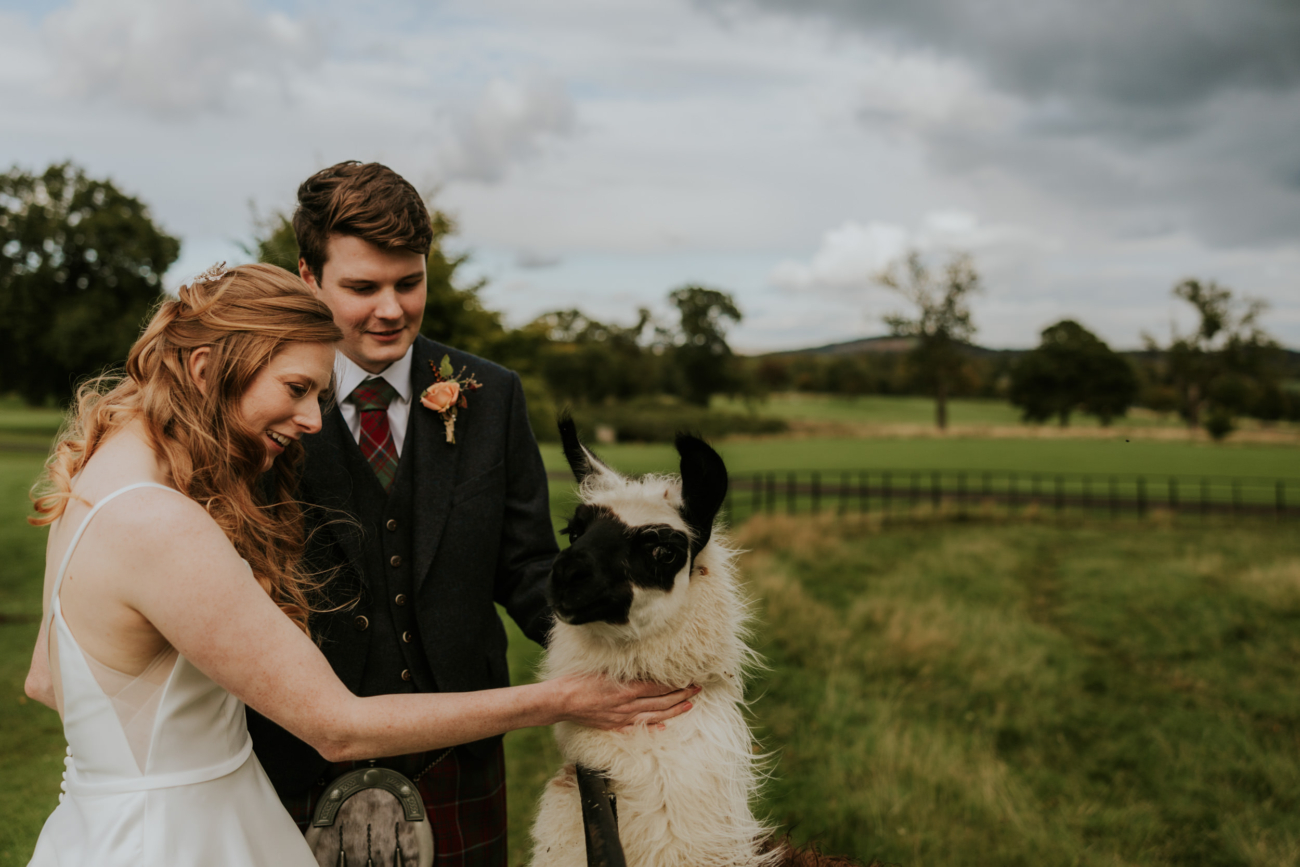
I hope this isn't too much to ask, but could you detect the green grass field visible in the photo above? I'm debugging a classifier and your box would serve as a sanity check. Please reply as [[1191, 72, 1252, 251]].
[[496, 514, 1300, 867], [540, 437, 1299, 481], [2, 397, 1299, 866], [716, 393, 1046, 427], [714, 392, 1299, 433], [732, 516, 1300, 866]]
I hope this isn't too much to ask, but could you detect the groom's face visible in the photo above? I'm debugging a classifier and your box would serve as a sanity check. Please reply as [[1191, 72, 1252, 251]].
[[301, 234, 427, 375]]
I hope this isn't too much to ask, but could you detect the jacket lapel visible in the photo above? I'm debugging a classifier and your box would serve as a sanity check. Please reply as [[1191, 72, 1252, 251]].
[[302, 407, 368, 574], [409, 338, 461, 595]]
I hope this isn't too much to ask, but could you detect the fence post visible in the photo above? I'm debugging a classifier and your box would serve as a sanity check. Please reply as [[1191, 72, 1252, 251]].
[[811, 472, 821, 515], [1137, 476, 1147, 517]]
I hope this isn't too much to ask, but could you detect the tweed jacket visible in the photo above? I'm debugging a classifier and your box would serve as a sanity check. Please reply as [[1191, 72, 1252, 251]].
[[248, 335, 557, 796]]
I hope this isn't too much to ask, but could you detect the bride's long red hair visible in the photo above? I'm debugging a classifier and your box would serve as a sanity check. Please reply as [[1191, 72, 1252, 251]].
[[30, 263, 344, 634]]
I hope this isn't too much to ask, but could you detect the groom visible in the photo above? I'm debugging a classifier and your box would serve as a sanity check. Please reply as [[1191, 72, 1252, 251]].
[[246, 161, 557, 867]]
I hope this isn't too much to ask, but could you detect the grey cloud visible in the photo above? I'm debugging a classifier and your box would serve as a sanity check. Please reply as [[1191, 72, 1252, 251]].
[[701, 0, 1300, 246], [44, 0, 320, 118], [703, 0, 1300, 127], [432, 76, 577, 184]]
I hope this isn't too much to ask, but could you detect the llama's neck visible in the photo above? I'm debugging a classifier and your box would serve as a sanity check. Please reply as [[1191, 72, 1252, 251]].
[[543, 540, 756, 690]]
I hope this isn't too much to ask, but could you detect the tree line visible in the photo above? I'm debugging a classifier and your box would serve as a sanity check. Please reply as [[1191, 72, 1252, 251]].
[[2, 162, 1296, 442]]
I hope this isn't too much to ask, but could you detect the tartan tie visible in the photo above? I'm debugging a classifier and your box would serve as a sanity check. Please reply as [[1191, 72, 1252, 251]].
[[350, 378, 399, 493]]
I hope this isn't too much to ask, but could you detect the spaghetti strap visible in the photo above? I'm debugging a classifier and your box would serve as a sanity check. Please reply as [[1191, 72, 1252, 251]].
[[47, 482, 184, 665]]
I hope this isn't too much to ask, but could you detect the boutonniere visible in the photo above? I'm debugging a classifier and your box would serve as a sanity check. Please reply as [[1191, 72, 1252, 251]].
[[421, 355, 483, 444]]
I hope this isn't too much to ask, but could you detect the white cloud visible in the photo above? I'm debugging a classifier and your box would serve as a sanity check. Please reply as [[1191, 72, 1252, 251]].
[[431, 76, 577, 183], [43, 0, 319, 118], [771, 211, 1038, 294], [771, 221, 909, 291]]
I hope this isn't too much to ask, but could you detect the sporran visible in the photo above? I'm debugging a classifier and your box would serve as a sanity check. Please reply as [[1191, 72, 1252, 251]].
[[304, 765, 434, 867]]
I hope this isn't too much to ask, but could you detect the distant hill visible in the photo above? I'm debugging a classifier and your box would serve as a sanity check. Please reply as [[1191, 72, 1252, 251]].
[[759, 335, 1018, 359], [759, 335, 1300, 367]]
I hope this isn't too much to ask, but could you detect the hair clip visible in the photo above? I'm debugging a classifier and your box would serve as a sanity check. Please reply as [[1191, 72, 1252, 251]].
[[191, 262, 231, 285]]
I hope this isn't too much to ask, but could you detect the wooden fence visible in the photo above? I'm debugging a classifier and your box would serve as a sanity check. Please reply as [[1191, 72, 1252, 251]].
[[716, 470, 1298, 523]]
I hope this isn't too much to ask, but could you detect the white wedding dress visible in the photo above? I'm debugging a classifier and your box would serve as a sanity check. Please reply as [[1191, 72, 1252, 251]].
[[29, 483, 316, 866]]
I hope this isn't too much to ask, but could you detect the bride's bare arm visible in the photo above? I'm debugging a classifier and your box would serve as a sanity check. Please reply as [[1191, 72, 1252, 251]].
[[25, 528, 61, 711], [110, 490, 693, 761], [24, 619, 57, 710]]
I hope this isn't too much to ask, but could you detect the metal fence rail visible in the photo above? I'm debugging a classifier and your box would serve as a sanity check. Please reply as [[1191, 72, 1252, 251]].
[[714, 469, 1299, 523]]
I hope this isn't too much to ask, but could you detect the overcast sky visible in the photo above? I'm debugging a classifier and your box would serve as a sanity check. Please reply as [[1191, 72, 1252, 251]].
[[2, 0, 1297, 351]]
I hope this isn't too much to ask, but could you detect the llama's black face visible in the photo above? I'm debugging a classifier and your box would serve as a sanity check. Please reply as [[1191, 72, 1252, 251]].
[[549, 505, 693, 625], [548, 414, 728, 630]]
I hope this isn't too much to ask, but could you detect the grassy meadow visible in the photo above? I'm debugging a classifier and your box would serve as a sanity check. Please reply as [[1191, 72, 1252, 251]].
[[2, 395, 1299, 865]]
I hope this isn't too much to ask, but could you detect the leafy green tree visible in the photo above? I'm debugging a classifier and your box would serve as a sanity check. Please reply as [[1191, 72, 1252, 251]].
[[875, 251, 979, 429], [1009, 320, 1138, 426], [665, 285, 742, 407], [525, 308, 656, 405], [246, 206, 505, 356], [0, 162, 180, 405], [1144, 278, 1277, 440]]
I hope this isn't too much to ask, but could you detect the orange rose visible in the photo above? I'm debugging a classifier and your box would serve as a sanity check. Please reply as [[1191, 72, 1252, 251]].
[[421, 380, 461, 412]]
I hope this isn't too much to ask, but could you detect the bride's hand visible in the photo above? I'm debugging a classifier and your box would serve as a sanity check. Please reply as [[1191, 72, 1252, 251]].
[[551, 674, 700, 731]]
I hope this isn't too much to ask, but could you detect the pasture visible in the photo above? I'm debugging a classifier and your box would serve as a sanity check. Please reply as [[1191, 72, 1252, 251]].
[[539, 436, 1298, 480], [715, 393, 1300, 440], [1, 397, 1298, 866], [501, 516, 1300, 867]]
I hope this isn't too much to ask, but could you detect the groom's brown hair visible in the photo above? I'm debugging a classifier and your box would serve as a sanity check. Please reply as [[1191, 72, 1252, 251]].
[[293, 161, 433, 281]]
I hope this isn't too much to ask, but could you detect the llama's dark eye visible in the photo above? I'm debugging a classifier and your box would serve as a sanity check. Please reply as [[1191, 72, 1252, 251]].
[[652, 546, 671, 562], [561, 522, 583, 540]]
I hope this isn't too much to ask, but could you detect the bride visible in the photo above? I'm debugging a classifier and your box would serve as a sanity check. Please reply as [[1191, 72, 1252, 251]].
[[22, 263, 695, 866]]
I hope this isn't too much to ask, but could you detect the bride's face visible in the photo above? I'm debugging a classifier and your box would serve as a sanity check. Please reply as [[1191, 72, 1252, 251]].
[[238, 342, 336, 471]]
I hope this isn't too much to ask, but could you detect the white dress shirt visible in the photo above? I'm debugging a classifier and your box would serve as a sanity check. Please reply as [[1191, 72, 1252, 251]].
[[334, 346, 415, 458]]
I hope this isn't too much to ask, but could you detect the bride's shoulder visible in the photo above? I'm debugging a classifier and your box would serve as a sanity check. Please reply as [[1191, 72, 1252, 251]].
[[91, 486, 228, 558]]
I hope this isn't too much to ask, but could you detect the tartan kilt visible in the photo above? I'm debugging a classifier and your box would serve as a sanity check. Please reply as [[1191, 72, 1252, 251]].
[[283, 742, 508, 867]]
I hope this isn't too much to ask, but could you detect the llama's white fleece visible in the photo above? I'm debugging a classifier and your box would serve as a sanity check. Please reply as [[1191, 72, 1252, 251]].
[[529, 472, 779, 867]]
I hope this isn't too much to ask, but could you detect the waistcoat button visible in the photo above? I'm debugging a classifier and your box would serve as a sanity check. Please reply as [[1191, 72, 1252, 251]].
[[402, 631, 413, 643], [390, 554, 402, 567], [395, 594, 407, 606], [401, 669, 412, 682], [386, 519, 398, 532], [353, 615, 369, 631]]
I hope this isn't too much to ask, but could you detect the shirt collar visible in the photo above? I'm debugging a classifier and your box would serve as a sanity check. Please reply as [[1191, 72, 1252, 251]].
[[335, 345, 415, 404]]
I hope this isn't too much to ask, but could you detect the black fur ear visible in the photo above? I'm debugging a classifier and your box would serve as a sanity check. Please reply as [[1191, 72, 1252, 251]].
[[557, 411, 614, 483], [676, 433, 728, 556]]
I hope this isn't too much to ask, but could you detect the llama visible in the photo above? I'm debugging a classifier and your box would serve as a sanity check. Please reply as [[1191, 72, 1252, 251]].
[[529, 419, 857, 867]]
